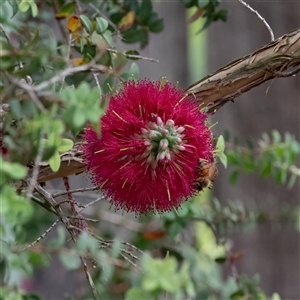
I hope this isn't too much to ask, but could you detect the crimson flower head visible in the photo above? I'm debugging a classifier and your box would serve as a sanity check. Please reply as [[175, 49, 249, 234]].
[[82, 80, 215, 214]]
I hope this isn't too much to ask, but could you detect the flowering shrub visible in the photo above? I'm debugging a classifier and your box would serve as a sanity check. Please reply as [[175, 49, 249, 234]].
[[82, 80, 215, 214]]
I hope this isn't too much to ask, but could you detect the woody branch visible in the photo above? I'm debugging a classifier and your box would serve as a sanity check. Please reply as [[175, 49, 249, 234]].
[[12, 27, 300, 183]]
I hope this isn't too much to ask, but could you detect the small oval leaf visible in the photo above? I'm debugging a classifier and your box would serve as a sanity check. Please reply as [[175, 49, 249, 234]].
[[79, 15, 93, 33], [57, 138, 74, 152], [49, 151, 61, 172], [96, 17, 108, 34]]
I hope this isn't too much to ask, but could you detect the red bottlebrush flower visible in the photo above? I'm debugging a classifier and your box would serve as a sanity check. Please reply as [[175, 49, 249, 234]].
[[82, 80, 215, 214]]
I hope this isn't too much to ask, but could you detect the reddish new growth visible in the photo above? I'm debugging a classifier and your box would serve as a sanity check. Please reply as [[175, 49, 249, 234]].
[[82, 80, 215, 214]]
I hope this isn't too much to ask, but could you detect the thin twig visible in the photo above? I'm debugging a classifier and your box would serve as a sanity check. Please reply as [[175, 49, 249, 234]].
[[78, 196, 106, 213], [238, 0, 274, 41], [120, 248, 140, 262], [107, 48, 159, 63], [31, 195, 58, 214], [63, 176, 77, 215], [35, 64, 110, 91], [36, 185, 100, 300], [21, 220, 60, 251], [93, 72, 101, 90], [53, 186, 99, 198], [26, 138, 45, 199], [74, 0, 83, 15], [80, 256, 100, 300], [35, 184, 100, 300], [0, 23, 12, 44], [119, 252, 140, 270], [5, 73, 45, 111], [56, 198, 86, 209], [68, 216, 100, 223]]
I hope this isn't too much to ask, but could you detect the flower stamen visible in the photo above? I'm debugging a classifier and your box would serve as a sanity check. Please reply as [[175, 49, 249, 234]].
[[167, 187, 171, 201], [122, 178, 128, 188], [174, 93, 188, 107], [119, 160, 132, 170], [184, 124, 195, 129], [100, 179, 108, 189], [113, 110, 128, 123], [94, 149, 105, 154]]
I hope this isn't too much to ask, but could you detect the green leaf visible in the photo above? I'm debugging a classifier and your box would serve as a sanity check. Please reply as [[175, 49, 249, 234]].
[[18, 0, 30, 13], [138, 0, 152, 23], [230, 289, 244, 299], [7, 0, 19, 18], [272, 130, 281, 144], [102, 30, 114, 47], [9, 99, 22, 119], [125, 50, 140, 60], [58, 2, 76, 16], [149, 18, 164, 33], [59, 250, 81, 270], [217, 152, 227, 168], [129, 62, 139, 80], [198, 0, 209, 7], [29, 1, 38, 17], [76, 232, 98, 256], [142, 277, 158, 291], [126, 288, 152, 300], [48, 150, 61, 172], [260, 161, 272, 178], [122, 28, 144, 44], [103, 76, 114, 93], [22, 293, 43, 300], [80, 15, 93, 33], [57, 138, 74, 152], [41, 143, 56, 162], [216, 9, 228, 22], [1, 159, 28, 181], [182, 0, 197, 8], [73, 108, 86, 129], [271, 293, 281, 300], [2, 186, 33, 224], [229, 170, 239, 184], [226, 150, 239, 165], [91, 31, 107, 49], [95, 17, 108, 34], [216, 135, 225, 152], [215, 256, 227, 264], [124, 0, 138, 11]]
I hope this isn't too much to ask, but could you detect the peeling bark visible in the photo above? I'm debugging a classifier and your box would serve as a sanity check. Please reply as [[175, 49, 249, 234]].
[[186, 28, 300, 114]]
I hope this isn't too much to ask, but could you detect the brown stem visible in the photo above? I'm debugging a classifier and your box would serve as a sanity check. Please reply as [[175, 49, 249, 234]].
[[63, 176, 77, 215], [186, 28, 300, 114]]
